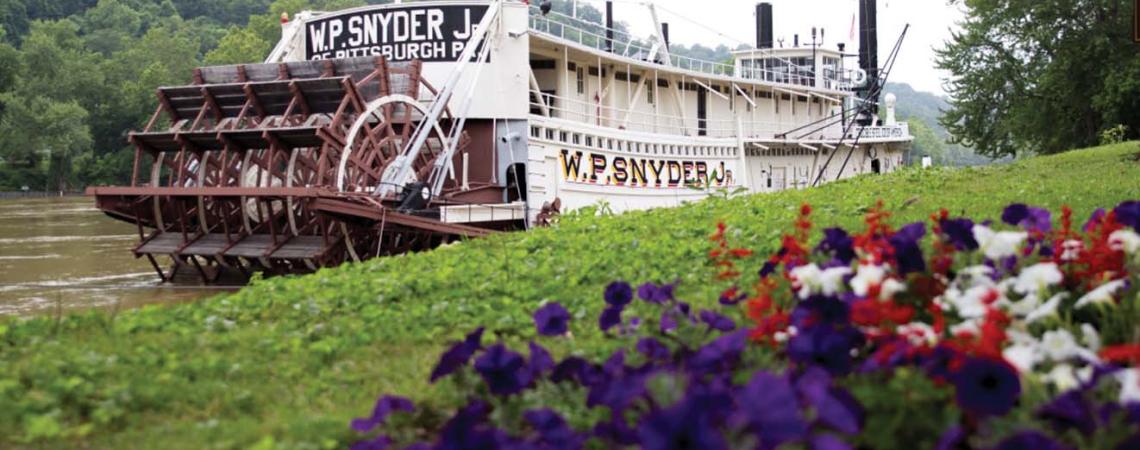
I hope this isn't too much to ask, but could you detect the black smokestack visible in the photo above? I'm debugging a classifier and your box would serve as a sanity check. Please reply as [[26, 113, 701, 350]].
[[662, 22, 670, 50], [756, 3, 773, 49], [858, 0, 880, 117], [606, 1, 614, 52]]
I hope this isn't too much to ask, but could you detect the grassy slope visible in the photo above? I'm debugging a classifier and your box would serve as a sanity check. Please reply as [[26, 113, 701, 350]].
[[1, 143, 1138, 449]]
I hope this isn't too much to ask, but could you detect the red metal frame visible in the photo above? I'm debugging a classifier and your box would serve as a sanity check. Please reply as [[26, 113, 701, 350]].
[[91, 56, 504, 283]]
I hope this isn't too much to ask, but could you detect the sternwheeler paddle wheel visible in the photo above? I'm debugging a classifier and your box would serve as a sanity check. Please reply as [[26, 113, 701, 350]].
[[90, 55, 497, 282]]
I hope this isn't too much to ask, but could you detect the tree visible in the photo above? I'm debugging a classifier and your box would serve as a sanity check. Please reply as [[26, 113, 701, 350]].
[[0, 94, 92, 191], [937, 0, 1140, 157]]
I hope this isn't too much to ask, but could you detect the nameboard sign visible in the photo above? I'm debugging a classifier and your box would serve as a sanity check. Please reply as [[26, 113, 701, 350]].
[[304, 4, 489, 61], [559, 150, 736, 188]]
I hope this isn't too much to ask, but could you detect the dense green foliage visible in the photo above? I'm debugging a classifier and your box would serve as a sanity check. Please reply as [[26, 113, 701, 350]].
[[0, 143, 1137, 449], [938, 0, 1140, 158]]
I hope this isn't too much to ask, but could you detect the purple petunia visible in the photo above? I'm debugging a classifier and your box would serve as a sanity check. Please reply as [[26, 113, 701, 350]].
[[739, 371, 808, 448], [699, 310, 737, 332], [1001, 204, 1030, 227], [951, 356, 1021, 417], [524, 409, 584, 450], [1036, 389, 1097, 436], [605, 281, 634, 307], [528, 341, 555, 378], [1116, 200, 1140, 230], [817, 228, 857, 264], [889, 222, 927, 275], [637, 282, 665, 304], [351, 395, 415, 433], [474, 344, 531, 396], [636, 337, 672, 360], [550, 356, 589, 384], [1083, 208, 1107, 232], [794, 368, 863, 435], [638, 397, 728, 450], [689, 330, 748, 374], [533, 302, 571, 336], [759, 261, 779, 279], [787, 326, 864, 376], [940, 218, 979, 251], [429, 327, 485, 383], [992, 430, 1072, 450], [659, 310, 678, 333], [599, 306, 623, 332]]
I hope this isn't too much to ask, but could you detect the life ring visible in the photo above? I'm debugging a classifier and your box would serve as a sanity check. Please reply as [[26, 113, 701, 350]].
[[850, 68, 868, 87]]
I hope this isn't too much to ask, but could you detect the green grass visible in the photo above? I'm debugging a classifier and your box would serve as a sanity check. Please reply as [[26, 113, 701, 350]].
[[2, 143, 1138, 449]]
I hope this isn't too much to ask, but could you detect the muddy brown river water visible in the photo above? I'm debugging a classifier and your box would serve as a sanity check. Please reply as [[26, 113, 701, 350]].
[[0, 196, 234, 315]]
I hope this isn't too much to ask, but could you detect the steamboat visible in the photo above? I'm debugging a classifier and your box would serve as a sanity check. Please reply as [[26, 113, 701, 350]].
[[89, 0, 912, 282]]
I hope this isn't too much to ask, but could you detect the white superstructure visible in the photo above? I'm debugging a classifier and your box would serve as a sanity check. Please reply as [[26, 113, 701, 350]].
[[268, 0, 911, 223]]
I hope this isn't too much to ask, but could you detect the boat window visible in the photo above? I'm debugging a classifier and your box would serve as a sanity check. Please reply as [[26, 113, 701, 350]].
[[545, 129, 555, 140], [586, 136, 594, 147], [576, 67, 585, 94], [559, 131, 568, 143], [530, 126, 540, 138], [572, 134, 581, 145]]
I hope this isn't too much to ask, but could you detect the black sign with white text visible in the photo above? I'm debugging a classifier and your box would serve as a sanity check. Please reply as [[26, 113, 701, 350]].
[[304, 4, 490, 61]]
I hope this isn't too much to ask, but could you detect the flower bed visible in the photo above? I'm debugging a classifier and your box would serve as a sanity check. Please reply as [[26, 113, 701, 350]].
[[352, 201, 1140, 450]]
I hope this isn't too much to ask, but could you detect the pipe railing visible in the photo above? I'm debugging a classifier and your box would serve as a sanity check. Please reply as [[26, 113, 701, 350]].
[[528, 7, 859, 91], [528, 91, 848, 140]]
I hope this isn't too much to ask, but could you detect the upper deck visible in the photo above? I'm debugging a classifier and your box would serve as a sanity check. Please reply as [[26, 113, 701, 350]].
[[526, 6, 863, 97]]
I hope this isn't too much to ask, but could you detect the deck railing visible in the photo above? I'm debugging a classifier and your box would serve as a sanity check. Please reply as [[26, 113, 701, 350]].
[[526, 7, 856, 91], [529, 92, 849, 140]]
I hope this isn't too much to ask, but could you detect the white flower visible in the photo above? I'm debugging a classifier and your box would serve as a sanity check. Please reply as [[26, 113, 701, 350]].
[[1013, 263, 1063, 295], [943, 285, 999, 319], [973, 225, 1028, 260], [1109, 230, 1140, 254], [789, 264, 822, 299], [960, 265, 996, 279], [790, 264, 851, 299], [1074, 280, 1128, 309], [897, 322, 938, 347], [1003, 343, 1042, 373], [1040, 329, 1083, 362], [1081, 323, 1102, 352], [879, 279, 907, 301], [850, 264, 887, 297], [819, 266, 853, 297], [1047, 364, 1080, 392], [1007, 294, 1041, 317], [1024, 293, 1068, 324], [1117, 369, 1140, 404]]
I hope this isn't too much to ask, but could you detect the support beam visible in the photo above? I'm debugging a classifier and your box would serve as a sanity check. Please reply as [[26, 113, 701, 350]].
[[528, 68, 550, 117], [692, 79, 729, 101]]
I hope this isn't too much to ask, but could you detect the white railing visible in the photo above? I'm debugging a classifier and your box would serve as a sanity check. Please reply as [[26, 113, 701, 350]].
[[527, 7, 856, 91], [529, 92, 846, 140]]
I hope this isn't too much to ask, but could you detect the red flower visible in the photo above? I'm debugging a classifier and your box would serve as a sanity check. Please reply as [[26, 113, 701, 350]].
[[1100, 344, 1140, 366]]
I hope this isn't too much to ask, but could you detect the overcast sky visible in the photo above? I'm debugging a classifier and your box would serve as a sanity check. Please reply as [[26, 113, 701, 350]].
[[599, 0, 964, 96]]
